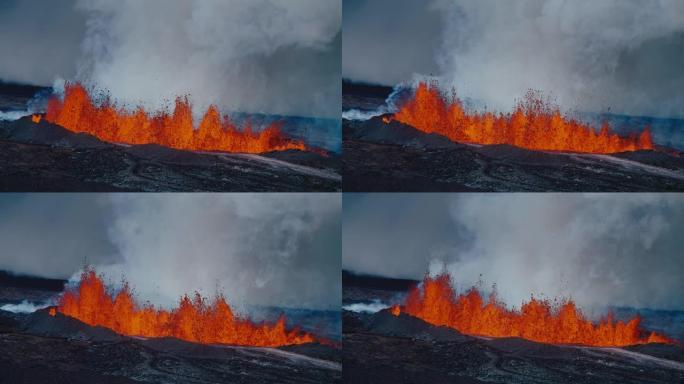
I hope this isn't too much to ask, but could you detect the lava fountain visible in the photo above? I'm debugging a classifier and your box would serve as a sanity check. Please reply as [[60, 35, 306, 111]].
[[391, 273, 674, 347], [44, 83, 308, 154], [388, 81, 654, 154], [52, 267, 316, 347]]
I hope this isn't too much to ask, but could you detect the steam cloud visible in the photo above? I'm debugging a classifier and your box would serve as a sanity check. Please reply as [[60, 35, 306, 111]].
[[0, 194, 341, 311], [344, 0, 684, 118], [0, 0, 341, 118], [343, 194, 684, 312]]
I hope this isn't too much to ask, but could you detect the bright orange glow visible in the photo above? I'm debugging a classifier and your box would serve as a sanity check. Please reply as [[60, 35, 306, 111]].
[[48, 307, 56, 316], [390, 81, 655, 154], [45, 83, 308, 154], [56, 268, 316, 347], [31, 114, 42, 123], [393, 273, 674, 347]]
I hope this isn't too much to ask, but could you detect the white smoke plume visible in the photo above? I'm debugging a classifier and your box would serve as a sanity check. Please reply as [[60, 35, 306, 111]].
[[343, 194, 684, 312], [343, 0, 684, 118], [74, 0, 341, 118], [342, 300, 389, 314], [0, 0, 341, 118], [435, 0, 684, 118], [0, 194, 341, 312], [443, 194, 684, 313], [0, 300, 54, 314]]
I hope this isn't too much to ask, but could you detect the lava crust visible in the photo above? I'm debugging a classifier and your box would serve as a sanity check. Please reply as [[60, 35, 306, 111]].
[[343, 117, 684, 191], [0, 309, 341, 384], [0, 116, 340, 192]]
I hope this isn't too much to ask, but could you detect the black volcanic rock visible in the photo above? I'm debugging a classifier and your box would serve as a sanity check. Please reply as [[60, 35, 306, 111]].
[[345, 116, 459, 149], [0, 117, 107, 148], [343, 309, 684, 384], [21, 309, 122, 342], [0, 309, 341, 383], [343, 117, 684, 191], [0, 116, 340, 192], [366, 310, 470, 342]]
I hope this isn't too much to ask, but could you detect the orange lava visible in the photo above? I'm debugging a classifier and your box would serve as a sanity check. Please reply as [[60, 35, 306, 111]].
[[56, 268, 316, 347], [390, 81, 654, 154], [31, 114, 42, 123], [45, 82, 308, 154], [392, 273, 674, 347]]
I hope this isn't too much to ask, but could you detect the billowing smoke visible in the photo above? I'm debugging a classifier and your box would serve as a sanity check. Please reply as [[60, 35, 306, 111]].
[[436, 0, 684, 118], [0, 194, 341, 311], [0, 0, 341, 118], [0, 300, 53, 314], [74, 0, 341, 118], [343, 194, 684, 311], [343, 0, 684, 119]]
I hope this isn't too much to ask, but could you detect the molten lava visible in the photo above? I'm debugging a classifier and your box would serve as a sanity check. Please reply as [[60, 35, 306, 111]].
[[390, 81, 654, 154], [45, 83, 308, 154], [55, 268, 315, 347], [31, 114, 42, 123], [392, 273, 673, 347]]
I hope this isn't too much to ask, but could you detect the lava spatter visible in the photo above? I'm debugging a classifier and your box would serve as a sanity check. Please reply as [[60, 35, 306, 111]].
[[56, 267, 316, 347], [390, 81, 654, 154], [392, 272, 673, 347], [45, 82, 308, 154]]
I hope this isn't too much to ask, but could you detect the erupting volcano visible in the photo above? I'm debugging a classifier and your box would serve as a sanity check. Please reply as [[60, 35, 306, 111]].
[[388, 81, 655, 154], [53, 268, 316, 347], [44, 83, 308, 154], [391, 273, 674, 347]]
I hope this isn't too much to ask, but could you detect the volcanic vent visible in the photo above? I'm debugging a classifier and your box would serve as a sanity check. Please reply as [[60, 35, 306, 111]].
[[43, 83, 309, 154], [51, 267, 316, 347], [391, 272, 674, 347], [387, 81, 655, 154]]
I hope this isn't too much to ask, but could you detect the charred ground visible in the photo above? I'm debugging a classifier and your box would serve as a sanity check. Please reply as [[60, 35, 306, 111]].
[[342, 271, 684, 384], [0, 117, 340, 192]]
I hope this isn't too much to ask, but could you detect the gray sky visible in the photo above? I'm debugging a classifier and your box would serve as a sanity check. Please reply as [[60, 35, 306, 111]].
[[0, 194, 341, 311], [343, 0, 684, 119], [342, 0, 442, 86], [0, 0, 341, 118], [343, 193, 684, 311]]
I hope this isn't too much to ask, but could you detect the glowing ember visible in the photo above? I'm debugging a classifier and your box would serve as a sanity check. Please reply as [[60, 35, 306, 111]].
[[45, 82, 308, 154], [389, 81, 654, 154], [31, 114, 42, 124], [55, 267, 316, 347], [392, 273, 674, 347]]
